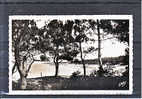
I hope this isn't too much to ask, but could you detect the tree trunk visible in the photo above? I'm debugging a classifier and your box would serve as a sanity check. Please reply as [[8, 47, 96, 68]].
[[19, 75, 27, 89], [13, 49, 19, 74], [55, 61, 59, 77], [54, 55, 59, 77], [97, 20, 104, 76], [18, 62, 27, 90], [12, 62, 17, 74], [79, 42, 86, 76], [15, 50, 28, 89], [18, 58, 34, 89], [16, 61, 27, 89]]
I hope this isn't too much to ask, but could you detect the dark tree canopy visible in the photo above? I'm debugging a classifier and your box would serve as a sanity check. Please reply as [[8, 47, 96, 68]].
[[100, 20, 129, 44]]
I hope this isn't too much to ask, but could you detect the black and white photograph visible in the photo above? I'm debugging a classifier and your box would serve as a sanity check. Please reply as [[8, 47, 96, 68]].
[[9, 15, 133, 95]]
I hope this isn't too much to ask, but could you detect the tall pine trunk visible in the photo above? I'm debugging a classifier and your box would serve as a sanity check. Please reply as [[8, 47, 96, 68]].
[[54, 52, 59, 77], [55, 61, 59, 77], [54, 45, 60, 77], [79, 42, 86, 76], [97, 19, 104, 76]]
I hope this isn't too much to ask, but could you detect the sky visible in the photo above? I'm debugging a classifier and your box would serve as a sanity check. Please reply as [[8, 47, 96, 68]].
[[81, 37, 127, 59]]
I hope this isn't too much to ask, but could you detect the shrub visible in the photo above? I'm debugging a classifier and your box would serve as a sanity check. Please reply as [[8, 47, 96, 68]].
[[90, 69, 109, 77], [90, 70, 97, 77], [72, 59, 80, 64], [122, 66, 129, 77], [70, 71, 81, 79], [40, 55, 47, 61], [97, 67, 108, 77]]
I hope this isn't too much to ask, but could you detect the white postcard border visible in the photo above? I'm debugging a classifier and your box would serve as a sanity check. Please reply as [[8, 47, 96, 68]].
[[9, 15, 133, 95]]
